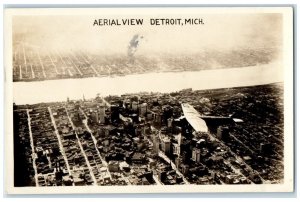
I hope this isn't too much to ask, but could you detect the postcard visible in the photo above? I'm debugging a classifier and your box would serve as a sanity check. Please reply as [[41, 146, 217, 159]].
[[4, 7, 294, 194]]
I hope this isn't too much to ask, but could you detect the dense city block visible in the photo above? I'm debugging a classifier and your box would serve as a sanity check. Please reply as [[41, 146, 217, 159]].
[[13, 83, 283, 186], [13, 41, 276, 82]]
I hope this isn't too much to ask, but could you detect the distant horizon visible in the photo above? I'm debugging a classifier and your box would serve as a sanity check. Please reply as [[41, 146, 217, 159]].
[[13, 13, 282, 56], [11, 12, 283, 83]]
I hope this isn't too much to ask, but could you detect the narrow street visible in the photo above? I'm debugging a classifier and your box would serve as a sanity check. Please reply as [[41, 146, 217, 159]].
[[158, 151, 190, 185], [100, 97, 111, 107], [22, 43, 27, 75], [209, 132, 265, 184], [48, 53, 59, 74], [150, 126, 189, 184], [152, 174, 163, 185], [90, 65, 100, 76], [36, 50, 47, 78], [79, 108, 113, 181], [48, 107, 72, 176], [56, 50, 69, 76], [229, 133, 255, 154], [64, 107, 97, 185], [26, 109, 38, 187], [19, 65, 22, 80], [66, 53, 83, 76], [30, 64, 35, 79]]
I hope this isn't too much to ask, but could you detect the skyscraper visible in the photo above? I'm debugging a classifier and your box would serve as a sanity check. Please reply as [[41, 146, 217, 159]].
[[139, 103, 148, 117], [167, 118, 173, 128], [192, 148, 201, 163], [152, 135, 160, 155], [99, 104, 105, 124], [161, 137, 171, 155], [132, 101, 138, 112], [110, 104, 120, 123]]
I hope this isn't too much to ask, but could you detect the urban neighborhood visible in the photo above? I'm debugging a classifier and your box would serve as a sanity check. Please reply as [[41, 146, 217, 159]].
[[13, 83, 283, 187]]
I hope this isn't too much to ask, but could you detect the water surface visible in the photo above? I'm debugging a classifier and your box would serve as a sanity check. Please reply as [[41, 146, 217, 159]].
[[13, 63, 283, 105]]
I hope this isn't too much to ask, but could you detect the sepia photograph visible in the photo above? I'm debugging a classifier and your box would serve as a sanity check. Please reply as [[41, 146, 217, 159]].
[[4, 7, 294, 194]]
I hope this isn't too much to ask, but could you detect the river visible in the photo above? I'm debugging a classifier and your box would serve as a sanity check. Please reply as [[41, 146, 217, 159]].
[[13, 62, 283, 105]]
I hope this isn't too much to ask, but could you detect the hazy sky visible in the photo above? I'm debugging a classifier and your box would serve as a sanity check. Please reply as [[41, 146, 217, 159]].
[[13, 13, 282, 55]]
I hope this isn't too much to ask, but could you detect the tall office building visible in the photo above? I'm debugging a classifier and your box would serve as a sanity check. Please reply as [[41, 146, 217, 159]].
[[152, 135, 160, 155], [155, 112, 163, 127], [99, 104, 105, 124], [132, 101, 138, 112], [192, 148, 201, 163], [161, 137, 171, 155], [139, 103, 148, 117], [110, 104, 120, 123], [167, 118, 173, 128], [175, 156, 182, 169], [172, 143, 180, 155], [92, 111, 99, 123]]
